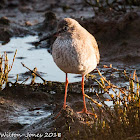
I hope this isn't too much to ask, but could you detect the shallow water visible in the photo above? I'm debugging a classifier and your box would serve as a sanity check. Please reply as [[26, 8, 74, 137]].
[[9, 105, 52, 125], [0, 36, 81, 83]]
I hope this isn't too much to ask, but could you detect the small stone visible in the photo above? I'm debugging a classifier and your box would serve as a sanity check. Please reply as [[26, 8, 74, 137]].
[[25, 21, 33, 26], [20, 6, 33, 12], [0, 17, 10, 25]]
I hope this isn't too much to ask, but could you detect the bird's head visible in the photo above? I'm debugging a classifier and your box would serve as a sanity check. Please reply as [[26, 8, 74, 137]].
[[55, 18, 79, 36]]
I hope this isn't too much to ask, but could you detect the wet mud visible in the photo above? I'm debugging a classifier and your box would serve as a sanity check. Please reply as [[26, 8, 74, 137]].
[[0, 65, 139, 139], [0, 0, 140, 140], [0, 81, 99, 140]]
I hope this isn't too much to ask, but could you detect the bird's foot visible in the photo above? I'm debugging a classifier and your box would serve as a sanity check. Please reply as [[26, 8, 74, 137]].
[[77, 108, 96, 116], [77, 108, 87, 114]]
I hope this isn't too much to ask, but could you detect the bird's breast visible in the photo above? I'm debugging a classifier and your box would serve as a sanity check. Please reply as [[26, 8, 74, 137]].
[[52, 37, 97, 75]]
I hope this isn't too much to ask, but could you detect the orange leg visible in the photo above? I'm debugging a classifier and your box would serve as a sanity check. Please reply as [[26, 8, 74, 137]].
[[77, 76, 95, 115], [77, 75, 88, 114], [63, 73, 68, 109], [54, 73, 68, 119]]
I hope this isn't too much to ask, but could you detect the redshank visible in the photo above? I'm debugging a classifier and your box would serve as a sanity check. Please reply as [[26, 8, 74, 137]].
[[52, 18, 100, 114]]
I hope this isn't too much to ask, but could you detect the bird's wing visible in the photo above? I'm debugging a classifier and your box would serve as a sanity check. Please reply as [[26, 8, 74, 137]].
[[90, 35, 100, 64]]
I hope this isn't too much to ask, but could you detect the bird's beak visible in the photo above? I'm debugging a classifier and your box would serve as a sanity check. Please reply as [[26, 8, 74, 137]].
[[53, 31, 59, 37], [38, 31, 58, 43], [53, 29, 62, 37]]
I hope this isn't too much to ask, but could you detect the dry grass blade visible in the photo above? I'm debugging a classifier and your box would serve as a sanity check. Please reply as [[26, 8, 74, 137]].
[[8, 49, 17, 72], [85, 93, 102, 107], [21, 76, 30, 84], [96, 68, 127, 96], [31, 67, 37, 85], [21, 62, 46, 84], [136, 75, 139, 97]]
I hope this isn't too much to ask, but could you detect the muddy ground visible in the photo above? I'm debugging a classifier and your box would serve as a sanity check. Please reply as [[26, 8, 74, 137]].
[[0, 0, 140, 140]]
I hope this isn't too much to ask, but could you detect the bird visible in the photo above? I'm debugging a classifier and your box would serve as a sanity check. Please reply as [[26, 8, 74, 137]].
[[52, 18, 100, 114]]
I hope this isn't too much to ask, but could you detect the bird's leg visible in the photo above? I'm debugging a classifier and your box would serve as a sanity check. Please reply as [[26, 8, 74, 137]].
[[54, 73, 68, 119], [63, 73, 68, 109], [77, 75, 88, 114], [77, 76, 96, 116]]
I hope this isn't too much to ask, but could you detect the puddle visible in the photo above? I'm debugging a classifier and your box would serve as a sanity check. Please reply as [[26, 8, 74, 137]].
[[104, 101, 114, 107], [9, 106, 52, 125], [0, 36, 81, 83]]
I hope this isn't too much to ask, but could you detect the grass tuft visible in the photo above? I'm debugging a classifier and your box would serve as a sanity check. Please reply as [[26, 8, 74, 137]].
[[84, 65, 140, 139], [0, 50, 17, 89]]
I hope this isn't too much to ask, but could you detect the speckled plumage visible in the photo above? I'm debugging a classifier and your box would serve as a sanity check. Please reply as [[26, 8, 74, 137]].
[[52, 18, 100, 75], [52, 18, 100, 113]]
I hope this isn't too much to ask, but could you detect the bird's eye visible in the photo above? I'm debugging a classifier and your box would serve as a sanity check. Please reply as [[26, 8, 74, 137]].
[[63, 26, 68, 31]]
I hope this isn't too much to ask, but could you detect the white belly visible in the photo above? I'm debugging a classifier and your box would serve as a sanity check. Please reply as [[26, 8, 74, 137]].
[[52, 37, 97, 75]]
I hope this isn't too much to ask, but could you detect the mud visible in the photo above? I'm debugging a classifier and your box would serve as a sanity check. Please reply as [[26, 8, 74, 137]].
[[0, 65, 139, 139], [0, 16, 34, 42], [0, 82, 99, 140], [0, 0, 140, 140]]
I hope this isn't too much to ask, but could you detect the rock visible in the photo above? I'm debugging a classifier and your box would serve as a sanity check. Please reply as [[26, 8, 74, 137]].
[[0, 16, 10, 25], [25, 21, 33, 26]]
